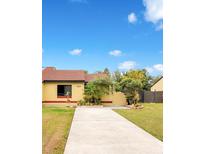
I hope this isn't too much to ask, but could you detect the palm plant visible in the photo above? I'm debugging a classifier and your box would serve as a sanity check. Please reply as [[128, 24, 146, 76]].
[[84, 77, 113, 104]]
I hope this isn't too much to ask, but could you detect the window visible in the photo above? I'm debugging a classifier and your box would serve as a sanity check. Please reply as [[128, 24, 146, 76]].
[[57, 85, 72, 97]]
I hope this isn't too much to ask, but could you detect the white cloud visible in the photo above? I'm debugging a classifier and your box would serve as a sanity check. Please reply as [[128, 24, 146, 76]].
[[155, 21, 163, 31], [146, 64, 163, 73], [145, 67, 154, 73], [153, 64, 163, 71], [128, 12, 137, 24], [143, 0, 163, 29], [109, 50, 122, 56], [69, 49, 82, 55], [118, 61, 136, 70]]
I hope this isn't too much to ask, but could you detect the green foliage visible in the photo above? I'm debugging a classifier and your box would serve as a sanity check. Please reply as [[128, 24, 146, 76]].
[[103, 68, 110, 76], [78, 100, 87, 106], [84, 77, 113, 104], [115, 69, 152, 104], [84, 82, 100, 103], [112, 70, 123, 83], [78, 100, 96, 106], [111, 70, 123, 92], [118, 78, 143, 104], [83, 69, 153, 105], [123, 69, 151, 90]]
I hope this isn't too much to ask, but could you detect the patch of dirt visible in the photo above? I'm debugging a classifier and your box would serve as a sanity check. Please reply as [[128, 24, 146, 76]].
[[44, 132, 62, 154]]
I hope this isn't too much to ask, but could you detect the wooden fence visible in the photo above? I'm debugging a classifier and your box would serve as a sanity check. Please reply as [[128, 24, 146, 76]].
[[141, 91, 163, 103]]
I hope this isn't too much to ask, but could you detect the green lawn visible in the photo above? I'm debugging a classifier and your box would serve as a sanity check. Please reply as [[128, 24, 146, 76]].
[[114, 103, 163, 141], [42, 105, 75, 154]]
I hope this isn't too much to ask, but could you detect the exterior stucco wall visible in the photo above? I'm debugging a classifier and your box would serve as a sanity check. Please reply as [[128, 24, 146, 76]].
[[42, 82, 128, 106], [151, 78, 163, 91], [42, 83, 45, 101], [102, 92, 127, 106], [42, 82, 84, 102]]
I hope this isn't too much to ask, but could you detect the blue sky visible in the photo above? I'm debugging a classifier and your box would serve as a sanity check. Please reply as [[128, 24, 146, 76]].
[[43, 0, 163, 76]]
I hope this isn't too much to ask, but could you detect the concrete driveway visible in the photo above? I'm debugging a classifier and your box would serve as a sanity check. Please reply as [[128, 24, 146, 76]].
[[64, 107, 162, 154]]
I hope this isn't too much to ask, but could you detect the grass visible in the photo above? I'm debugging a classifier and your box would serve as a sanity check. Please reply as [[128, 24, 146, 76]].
[[42, 105, 75, 154], [113, 103, 163, 141]]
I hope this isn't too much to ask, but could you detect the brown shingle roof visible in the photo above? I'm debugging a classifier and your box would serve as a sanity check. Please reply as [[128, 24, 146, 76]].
[[42, 67, 107, 82], [85, 73, 108, 82]]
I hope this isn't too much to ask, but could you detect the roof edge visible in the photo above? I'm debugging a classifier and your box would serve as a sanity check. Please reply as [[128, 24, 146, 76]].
[[43, 80, 85, 83], [151, 76, 163, 87]]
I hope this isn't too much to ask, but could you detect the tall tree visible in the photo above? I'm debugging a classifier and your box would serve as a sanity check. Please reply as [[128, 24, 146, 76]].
[[118, 78, 143, 104], [115, 69, 152, 104], [123, 69, 151, 90], [103, 68, 110, 76], [112, 70, 122, 83]]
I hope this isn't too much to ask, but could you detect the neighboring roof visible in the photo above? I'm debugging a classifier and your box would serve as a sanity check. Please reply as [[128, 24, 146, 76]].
[[42, 67, 107, 82], [151, 76, 163, 87], [85, 73, 108, 82]]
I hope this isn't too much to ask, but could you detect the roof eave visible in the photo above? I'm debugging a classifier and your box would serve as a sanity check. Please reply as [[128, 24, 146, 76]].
[[151, 76, 163, 87], [42, 80, 85, 83]]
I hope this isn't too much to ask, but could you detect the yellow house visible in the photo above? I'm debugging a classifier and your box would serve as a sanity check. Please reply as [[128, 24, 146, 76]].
[[151, 76, 163, 91], [42, 67, 127, 106]]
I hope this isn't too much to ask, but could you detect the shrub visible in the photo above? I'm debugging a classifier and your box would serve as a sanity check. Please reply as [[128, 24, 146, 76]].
[[84, 77, 113, 104], [77, 100, 102, 106], [77, 100, 87, 106]]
